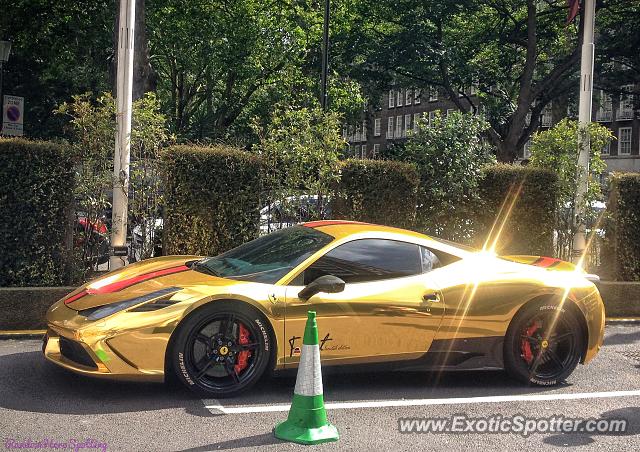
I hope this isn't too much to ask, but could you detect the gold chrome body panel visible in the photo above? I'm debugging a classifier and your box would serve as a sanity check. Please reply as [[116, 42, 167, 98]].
[[44, 222, 605, 381]]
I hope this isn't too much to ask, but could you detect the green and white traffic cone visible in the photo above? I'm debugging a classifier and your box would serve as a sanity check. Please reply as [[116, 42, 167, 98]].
[[274, 311, 339, 445]]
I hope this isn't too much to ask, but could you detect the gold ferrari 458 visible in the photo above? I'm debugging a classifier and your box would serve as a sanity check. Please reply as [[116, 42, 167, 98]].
[[44, 220, 604, 397]]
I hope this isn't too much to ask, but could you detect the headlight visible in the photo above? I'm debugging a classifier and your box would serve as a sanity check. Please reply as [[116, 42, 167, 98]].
[[79, 287, 180, 320]]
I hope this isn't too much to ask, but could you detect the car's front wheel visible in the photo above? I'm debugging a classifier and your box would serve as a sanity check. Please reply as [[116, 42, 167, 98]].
[[170, 302, 273, 397], [504, 300, 584, 386]]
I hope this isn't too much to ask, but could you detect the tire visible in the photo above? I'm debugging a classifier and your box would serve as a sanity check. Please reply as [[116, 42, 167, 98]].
[[504, 299, 584, 386], [170, 301, 273, 398]]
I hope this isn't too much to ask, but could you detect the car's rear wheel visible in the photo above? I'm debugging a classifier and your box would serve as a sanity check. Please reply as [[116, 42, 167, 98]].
[[170, 302, 272, 397], [504, 300, 584, 386]]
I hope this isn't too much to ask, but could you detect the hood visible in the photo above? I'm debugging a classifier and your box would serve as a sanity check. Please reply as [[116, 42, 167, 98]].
[[62, 255, 241, 311]]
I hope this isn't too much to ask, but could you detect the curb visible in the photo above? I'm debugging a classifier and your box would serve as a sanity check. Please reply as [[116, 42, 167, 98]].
[[0, 330, 46, 340]]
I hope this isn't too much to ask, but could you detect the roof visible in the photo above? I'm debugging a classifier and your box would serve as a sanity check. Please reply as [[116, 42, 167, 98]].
[[302, 220, 432, 241]]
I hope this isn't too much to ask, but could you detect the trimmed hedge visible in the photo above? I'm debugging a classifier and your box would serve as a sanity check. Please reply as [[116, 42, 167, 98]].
[[0, 138, 74, 286], [603, 173, 640, 281], [476, 164, 558, 256], [162, 145, 263, 256], [333, 159, 420, 228]]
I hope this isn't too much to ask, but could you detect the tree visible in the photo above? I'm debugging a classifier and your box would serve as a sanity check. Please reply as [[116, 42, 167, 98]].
[[400, 111, 495, 242], [252, 104, 343, 218], [336, 0, 608, 162], [528, 118, 612, 260]]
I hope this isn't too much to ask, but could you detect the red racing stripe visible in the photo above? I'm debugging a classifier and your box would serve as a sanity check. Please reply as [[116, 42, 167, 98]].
[[64, 265, 189, 305], [303, 220, 369, 228]]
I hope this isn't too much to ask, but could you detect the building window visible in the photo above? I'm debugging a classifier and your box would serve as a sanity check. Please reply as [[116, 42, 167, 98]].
[[405, 89, 412, 105], [360, 144, 367, 159], [355, 125, 361, 142], [404, 114, 411, 136], [413, 113, 421, 132], [414, 89, 421, 104], [446, 108, 455, 117], [523, 140, 531, 159], [362, 121, 367, 142], [374, 118, 381, 136], [387, 117, 394, 139], [395, 115, 403, 137], [429, 87, 438, 102], [541, 103, 553, 127], [601, 141, 610, 155], [428, 110, 437, 126], [373, 144, 380, 158], [618, 85, 634, 120], [397, 90, 403, 107], [388, 90, 395, 108], [596, 90, 612, 122], [618, 127, 632, 155]]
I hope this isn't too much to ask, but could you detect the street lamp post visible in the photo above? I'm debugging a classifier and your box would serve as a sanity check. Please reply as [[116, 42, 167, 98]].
[[320, 0, 330, 111], [0, 41, 12, 127], [572, 0, 596, 265], [110, 0, 136, 269]]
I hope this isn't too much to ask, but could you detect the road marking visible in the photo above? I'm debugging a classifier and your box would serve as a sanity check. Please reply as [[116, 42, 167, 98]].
[[203, 389, 640, 415], [202, 398, 225, 415]]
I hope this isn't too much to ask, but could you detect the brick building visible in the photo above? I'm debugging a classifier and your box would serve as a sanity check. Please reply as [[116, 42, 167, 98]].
[[345, 83, 640, 174]]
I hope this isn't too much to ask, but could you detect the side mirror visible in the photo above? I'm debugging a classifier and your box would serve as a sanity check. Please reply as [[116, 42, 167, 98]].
[[298, 275, 345, 301]]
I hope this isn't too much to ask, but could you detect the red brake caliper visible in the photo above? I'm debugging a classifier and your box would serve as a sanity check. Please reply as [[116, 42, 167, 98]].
[[521, 321, 540, 365], [234, 323, 252, 374]]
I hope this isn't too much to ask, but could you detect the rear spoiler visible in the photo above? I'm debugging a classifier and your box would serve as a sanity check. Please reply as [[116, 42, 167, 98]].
[[502, 255, 600, 282]]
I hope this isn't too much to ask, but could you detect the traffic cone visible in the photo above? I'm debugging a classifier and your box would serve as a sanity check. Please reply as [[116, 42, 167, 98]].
[[274, 311, 339, 445]]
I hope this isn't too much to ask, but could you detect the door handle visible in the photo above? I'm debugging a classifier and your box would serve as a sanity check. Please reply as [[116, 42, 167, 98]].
[[423, 292, 440, 303]]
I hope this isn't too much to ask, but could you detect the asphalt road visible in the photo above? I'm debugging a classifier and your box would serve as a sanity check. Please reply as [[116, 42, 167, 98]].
[[0, 325, 639, 451]]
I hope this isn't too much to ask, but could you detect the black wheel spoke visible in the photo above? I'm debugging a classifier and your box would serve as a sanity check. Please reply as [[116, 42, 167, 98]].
[[521, 335, 537, 343], [220, 315, 236, 338], [225, 362, 240, 384], [195, 360, 215, 380], [550, 332, 573, 343], [233, 342, 258, 352], [196, 333, 211, 346], [546, 348, 564, 369]]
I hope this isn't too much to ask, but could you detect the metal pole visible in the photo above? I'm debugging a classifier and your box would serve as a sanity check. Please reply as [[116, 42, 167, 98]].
[[572, 0, 595, 265], [320, 0, 330, 111], [110, 0, 136, 269]]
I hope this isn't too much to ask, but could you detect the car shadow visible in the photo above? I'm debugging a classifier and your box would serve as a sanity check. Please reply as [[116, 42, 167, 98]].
[[542, 406, 640, 447], [0, 349, 564, 416]]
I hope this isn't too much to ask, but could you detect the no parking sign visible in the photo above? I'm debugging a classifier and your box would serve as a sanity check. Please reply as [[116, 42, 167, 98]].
[[2, 95, 24, 136]]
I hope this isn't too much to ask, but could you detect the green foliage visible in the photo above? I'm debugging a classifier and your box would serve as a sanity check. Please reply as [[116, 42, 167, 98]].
[[603, 174, 640, 281], [333, 159, 420, 229], [252, 106, 343, 207], [0, 139, 74, 286], [56, 92, 170, 271], [477, 165, 558, 256], [162, 145, 263, 256], [400, 111, 495, 241], [529, 119, 612, 259]]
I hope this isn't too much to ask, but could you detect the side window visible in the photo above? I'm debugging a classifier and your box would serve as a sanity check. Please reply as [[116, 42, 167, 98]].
[[303, 239, 422, 284], [420, 246, 461, 270]]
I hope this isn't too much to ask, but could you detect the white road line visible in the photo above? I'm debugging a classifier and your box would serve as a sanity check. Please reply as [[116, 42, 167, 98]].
[[202, 398, 225, 415], [203, 389, 640, 415]]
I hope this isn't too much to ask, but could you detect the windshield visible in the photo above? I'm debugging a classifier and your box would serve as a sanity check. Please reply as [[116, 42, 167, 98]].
[[194, 226, 334, 284]]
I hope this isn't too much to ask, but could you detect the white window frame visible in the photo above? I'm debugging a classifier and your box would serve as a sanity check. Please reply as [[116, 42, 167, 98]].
[[374, 118, 381, 137], [618, 85, 634, 120], [446, 108, 455, 117], [395, 115, 402, 137], [414, 89, 421, 104], [360, 144, 367, 159], [372, 144, 380, 157], [601, 141, 610, 155], [404, 114, 411, 136], [388, 90, 395, 108], [428, 110, 437, 126], [523, 140, 531, 159], [387, 117, 394, 139], [541, 103, 553, 127], [618, 127, 632, 155], [396, 90, 403, 107], [405, 89, 412, 105], [429, 87, 438, 102], [413, 113, 421, 132], [596, 90, 612, 122], [361, 121, 367, 142]]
